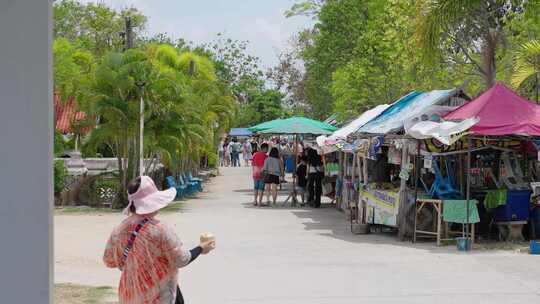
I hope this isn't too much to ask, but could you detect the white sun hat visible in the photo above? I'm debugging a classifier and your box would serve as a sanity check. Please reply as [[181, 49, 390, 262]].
[[125, 176, 177, 215]]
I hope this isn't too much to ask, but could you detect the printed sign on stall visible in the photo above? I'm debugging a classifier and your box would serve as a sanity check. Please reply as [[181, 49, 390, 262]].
[[362, 189, 400, 227]]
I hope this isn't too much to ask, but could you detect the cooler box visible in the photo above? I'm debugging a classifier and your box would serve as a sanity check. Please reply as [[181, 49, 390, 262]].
[[494, 190, 531, 222]]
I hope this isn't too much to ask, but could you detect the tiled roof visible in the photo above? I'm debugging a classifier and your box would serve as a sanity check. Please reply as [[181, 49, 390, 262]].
[[54, 93, 92, 135]]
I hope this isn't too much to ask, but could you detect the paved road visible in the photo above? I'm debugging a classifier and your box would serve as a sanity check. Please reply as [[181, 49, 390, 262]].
[[55, 167, 540, 303]]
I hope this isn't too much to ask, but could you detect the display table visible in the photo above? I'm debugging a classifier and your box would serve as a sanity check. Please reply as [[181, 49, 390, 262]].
[[414, 198, 444, 246], [414, 198, 478, 246]]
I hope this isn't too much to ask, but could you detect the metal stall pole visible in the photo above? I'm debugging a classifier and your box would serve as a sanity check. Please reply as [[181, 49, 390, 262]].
[[413, 140, 420, 243], [465, 137, 472, 249]]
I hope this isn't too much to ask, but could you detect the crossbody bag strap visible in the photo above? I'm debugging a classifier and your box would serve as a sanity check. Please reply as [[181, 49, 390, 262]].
[[122, 218, 150, 265]]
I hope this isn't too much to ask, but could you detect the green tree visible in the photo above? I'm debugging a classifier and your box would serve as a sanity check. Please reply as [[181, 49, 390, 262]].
[[512, 40, 540, 101], [236, 89, 285, 127], [54, 0, 147, 56], [415, 0, 526, 88]]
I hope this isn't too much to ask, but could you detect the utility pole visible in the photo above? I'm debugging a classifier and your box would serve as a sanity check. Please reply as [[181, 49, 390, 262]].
[[125, 17, 144, 176]]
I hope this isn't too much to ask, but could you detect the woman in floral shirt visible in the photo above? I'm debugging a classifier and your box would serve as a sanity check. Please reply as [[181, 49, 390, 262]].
[[104, 176, 214, 304]]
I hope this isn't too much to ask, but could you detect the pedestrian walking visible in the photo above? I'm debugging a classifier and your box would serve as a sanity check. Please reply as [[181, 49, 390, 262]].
[[224, 141, 231, 167], [296, 155, 308, 206], [103, 176, 215, 304], [252, 143, 269, 206], [250, 138, 258, 156], [263, 147, 284, 206], [307, 148, 324, 208], [242, 139, 252, 167], [231, 138, 241, 167]]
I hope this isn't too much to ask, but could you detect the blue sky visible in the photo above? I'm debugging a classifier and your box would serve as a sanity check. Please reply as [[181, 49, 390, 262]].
[[81, 0, 313, 68]]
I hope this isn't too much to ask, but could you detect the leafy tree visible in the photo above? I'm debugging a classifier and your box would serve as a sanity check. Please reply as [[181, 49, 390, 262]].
[[285, 0, 326, 17], [236, 89, 285, 127], [512, 40, 540, 101], [293, 0, 372, 119], [266, 48, 310, 114], [54, 0, 147, 55], [53, 38, 94, 103], [203, 34, 264, 104], [415, 0, 527, 88]]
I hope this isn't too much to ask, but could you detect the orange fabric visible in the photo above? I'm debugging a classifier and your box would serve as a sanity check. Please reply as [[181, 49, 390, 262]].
[[104, 215, 190, 304]]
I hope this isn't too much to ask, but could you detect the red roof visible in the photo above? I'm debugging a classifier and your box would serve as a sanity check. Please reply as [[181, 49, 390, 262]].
[[54, 94, 92, 135], [444, 82, 540, 136]]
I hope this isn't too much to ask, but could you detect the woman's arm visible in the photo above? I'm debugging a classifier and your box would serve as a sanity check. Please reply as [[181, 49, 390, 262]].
[[103, 233, 120, 269]]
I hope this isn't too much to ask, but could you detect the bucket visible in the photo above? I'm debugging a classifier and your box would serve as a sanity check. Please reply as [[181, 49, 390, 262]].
[[456, 237, 472, 251], [530, 240, 540, 255]]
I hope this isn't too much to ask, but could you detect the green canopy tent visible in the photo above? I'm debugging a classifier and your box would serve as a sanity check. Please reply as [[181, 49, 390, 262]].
[[249, 117, 337, 135], [249, 117, 337, 206]]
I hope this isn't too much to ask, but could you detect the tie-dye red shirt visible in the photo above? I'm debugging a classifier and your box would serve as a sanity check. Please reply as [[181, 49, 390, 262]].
[[104, 215, 191, 304]]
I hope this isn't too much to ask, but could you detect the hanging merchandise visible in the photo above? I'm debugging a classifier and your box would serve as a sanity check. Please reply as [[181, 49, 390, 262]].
[[399, 167, 410, 180], [367, 136, 384, 160], [388, 146, 402, 165]]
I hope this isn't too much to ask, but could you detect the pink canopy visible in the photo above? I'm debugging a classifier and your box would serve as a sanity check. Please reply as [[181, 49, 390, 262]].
[[444, 82, 540, 136]]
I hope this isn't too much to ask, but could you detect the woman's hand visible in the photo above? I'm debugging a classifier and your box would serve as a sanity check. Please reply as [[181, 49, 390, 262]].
[[200, 241, 215, 254]]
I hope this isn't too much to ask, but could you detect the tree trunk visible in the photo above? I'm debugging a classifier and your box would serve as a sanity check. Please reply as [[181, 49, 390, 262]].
[[482, 32, 498, 89]]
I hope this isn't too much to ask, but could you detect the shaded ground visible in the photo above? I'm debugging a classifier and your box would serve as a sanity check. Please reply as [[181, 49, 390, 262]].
[[55, 167, 540, 303]]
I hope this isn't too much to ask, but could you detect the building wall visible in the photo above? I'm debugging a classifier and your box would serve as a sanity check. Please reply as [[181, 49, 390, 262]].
[[0, 1, 53, 303]]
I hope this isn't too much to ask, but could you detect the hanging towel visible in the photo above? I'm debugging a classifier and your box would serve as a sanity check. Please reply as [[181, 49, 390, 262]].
[[483, 189, 507, 209], [443, 200, 480, 224]]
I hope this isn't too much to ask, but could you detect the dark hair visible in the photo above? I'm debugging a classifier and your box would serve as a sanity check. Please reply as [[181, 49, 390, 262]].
[[299, 155, 307, 162], [269, 147, 279, 158], [127, 177, 141, 214], [261, 143, 269, 151]]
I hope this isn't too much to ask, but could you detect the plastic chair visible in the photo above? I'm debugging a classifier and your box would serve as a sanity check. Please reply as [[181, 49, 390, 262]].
[[188, 172, 203, 191], [166, 176, 186, 199], [429, 160, 461, 199], [179, 174, 198, 195]]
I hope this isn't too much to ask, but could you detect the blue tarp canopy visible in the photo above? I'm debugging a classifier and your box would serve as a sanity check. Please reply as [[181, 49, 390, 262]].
[[229, 128, 253, 137], [358, 89, 456, 134]]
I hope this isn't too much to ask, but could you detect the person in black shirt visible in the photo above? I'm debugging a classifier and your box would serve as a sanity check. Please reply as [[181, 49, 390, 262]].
[[307, 148, 324, 208], [295, 155, 308, 206], [250, 139, 258, 156]]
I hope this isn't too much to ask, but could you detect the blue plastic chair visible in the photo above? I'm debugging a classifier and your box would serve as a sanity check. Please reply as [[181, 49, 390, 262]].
[[179, 174, 198, 195], [429, 160, 461, 199], [187, 172, 203, 192], [166, 176, 186, 199]]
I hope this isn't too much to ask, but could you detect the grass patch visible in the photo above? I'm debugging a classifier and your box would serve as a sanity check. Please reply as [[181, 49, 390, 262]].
[[55, 283, 115, 304], [161, 200, 190, 213], [55, 206, 118, 215]]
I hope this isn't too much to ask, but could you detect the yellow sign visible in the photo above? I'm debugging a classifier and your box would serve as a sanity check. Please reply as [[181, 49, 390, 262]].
[[362, 189, 400, 227]]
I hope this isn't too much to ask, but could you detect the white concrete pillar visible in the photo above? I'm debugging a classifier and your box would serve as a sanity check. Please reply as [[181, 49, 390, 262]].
[[0, 0, 53, 303]]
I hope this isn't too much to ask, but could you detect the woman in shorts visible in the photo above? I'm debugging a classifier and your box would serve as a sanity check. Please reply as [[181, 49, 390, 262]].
[[262, 147, 284, 205]]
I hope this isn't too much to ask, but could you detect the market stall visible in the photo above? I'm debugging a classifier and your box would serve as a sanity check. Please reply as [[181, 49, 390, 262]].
[[352, 88, 470, 238], [408, 83, 540, 248], [315, 106, 390, 211]]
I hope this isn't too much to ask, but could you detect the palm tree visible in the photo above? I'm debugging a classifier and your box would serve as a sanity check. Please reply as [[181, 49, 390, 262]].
[[83, 44, 236, 207], [512, 40, 540, 102], [416, 0, 524, 88]]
